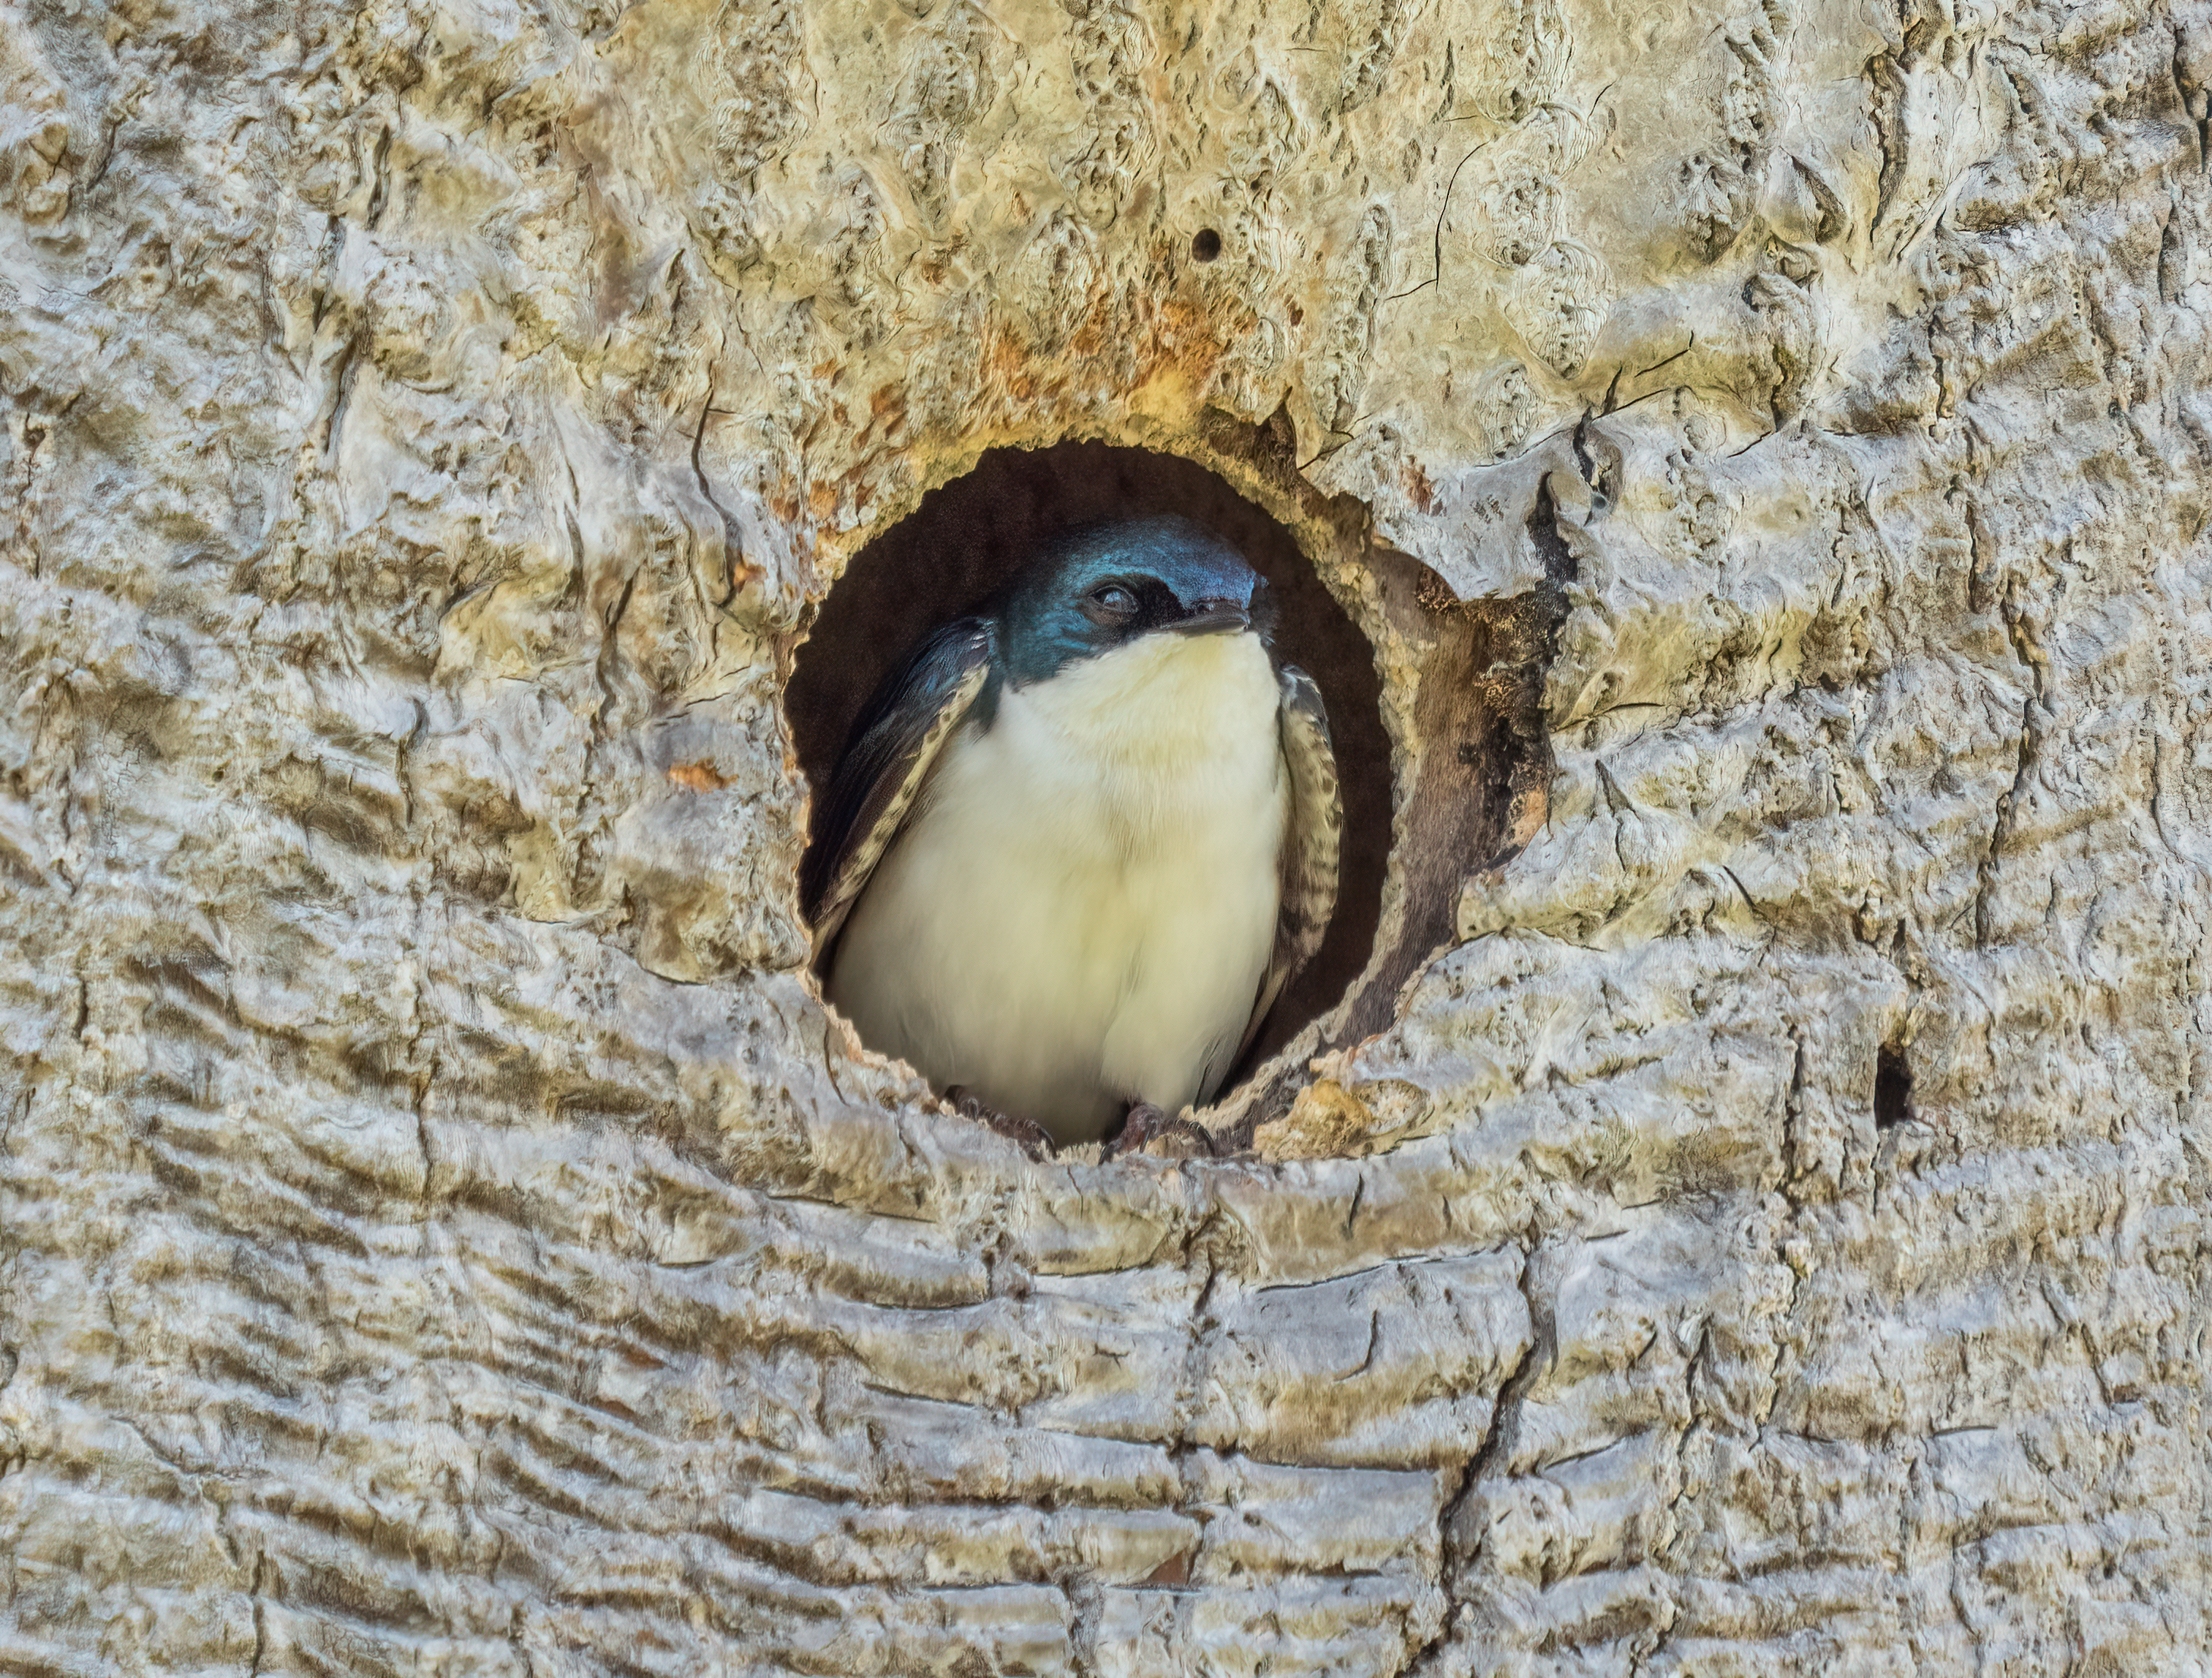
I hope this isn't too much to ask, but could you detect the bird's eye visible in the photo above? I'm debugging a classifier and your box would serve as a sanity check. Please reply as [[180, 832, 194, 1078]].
[[1089, 583, 1138, 616]]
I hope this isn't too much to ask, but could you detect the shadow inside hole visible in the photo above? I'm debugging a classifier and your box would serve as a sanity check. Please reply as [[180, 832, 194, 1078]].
[[1874, 1042, 1912, 1128], [784, 442, 1391, 1103]]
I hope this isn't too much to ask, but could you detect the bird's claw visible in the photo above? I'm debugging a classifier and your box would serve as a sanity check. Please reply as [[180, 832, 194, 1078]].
[[947, 1086, 1056, 1158], [1104, 1102, 1220, 1161]]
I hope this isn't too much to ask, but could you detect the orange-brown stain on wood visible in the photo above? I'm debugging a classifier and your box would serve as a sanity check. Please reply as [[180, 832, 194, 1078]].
[[982, 332, 1039, 404], [855, 384, 907, 452], [667, 760, 732, 793], [1145, 295, 1232, 388], [768, 281, 1254, 553], [1403, 458, 1439, 514]]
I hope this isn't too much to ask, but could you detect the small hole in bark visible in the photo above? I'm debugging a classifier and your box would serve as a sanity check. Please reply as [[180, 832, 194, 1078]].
[[1191, 227, 1223, 262], [786, 442, 1388, 1144], [1875, 1043, 1912, 1128]]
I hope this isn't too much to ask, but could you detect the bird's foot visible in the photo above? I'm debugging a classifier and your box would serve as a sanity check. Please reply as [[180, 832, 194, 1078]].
[[946, 1086, 1056, 1159], [1104, 1103, 1221, 1162]]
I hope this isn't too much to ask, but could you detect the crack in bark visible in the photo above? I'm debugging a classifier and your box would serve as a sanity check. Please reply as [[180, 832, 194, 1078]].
[[1397, 1239, 1550, 1677], [691, 364, 748, 606], [1973, 581, 2051, 948], [1868, 51, 1909, 233], [243, 1552, 269, 1677], [319, 328, 365, 460]]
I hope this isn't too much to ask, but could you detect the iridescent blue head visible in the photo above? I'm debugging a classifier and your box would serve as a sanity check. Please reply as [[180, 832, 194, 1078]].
[[998, 515, 1273, 687]]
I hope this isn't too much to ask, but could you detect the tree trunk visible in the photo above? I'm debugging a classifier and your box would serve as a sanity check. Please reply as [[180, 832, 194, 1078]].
[[3, 0, 2208, 1669]]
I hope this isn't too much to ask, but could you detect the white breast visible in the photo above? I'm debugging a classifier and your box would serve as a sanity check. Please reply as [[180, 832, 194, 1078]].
[[827, 630, 1288, 1144]]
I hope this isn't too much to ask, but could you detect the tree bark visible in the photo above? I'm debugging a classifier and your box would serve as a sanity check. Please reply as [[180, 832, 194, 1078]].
[[3, 0, 2209, 1670]]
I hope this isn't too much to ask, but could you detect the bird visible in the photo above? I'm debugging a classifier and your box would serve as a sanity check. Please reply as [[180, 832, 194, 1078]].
[[800, 514, 1342, 1151]]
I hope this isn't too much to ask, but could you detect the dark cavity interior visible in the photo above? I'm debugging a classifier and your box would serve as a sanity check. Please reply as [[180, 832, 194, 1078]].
[[784, 442, 1391, 1109], [1875, 1043, 1912, 1129]]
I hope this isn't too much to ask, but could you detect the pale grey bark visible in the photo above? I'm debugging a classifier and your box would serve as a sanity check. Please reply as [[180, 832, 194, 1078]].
[[1, 0, 2209, 1671]]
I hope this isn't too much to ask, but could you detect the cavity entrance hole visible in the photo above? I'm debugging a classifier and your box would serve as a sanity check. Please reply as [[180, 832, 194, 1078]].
[[784, 442, 1391, 1135]]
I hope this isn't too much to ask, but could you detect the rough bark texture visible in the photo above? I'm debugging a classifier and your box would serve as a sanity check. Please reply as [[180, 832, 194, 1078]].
[[3, 0, 2211, 1670]]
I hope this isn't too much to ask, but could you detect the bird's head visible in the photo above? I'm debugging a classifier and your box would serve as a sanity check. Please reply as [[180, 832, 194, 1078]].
[[998, 515, 1273, 687]]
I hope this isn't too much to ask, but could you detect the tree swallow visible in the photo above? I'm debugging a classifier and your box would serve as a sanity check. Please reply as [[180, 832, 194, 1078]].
[[802, 515, 1343, 1149]]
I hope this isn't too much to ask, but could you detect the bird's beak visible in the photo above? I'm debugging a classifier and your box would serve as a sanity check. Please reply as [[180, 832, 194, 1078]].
[[1172, 600, 1251, 636]]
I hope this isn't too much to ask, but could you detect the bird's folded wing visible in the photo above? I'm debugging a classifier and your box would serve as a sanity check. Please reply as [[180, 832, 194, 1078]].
[[1232, 662, 1342, 1070], [801, 616, 999, 961]]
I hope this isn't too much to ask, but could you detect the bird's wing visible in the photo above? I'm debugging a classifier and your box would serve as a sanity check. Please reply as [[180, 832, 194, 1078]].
[[1227, 662, 1343, 1076], [801, 616, 999, 961]]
